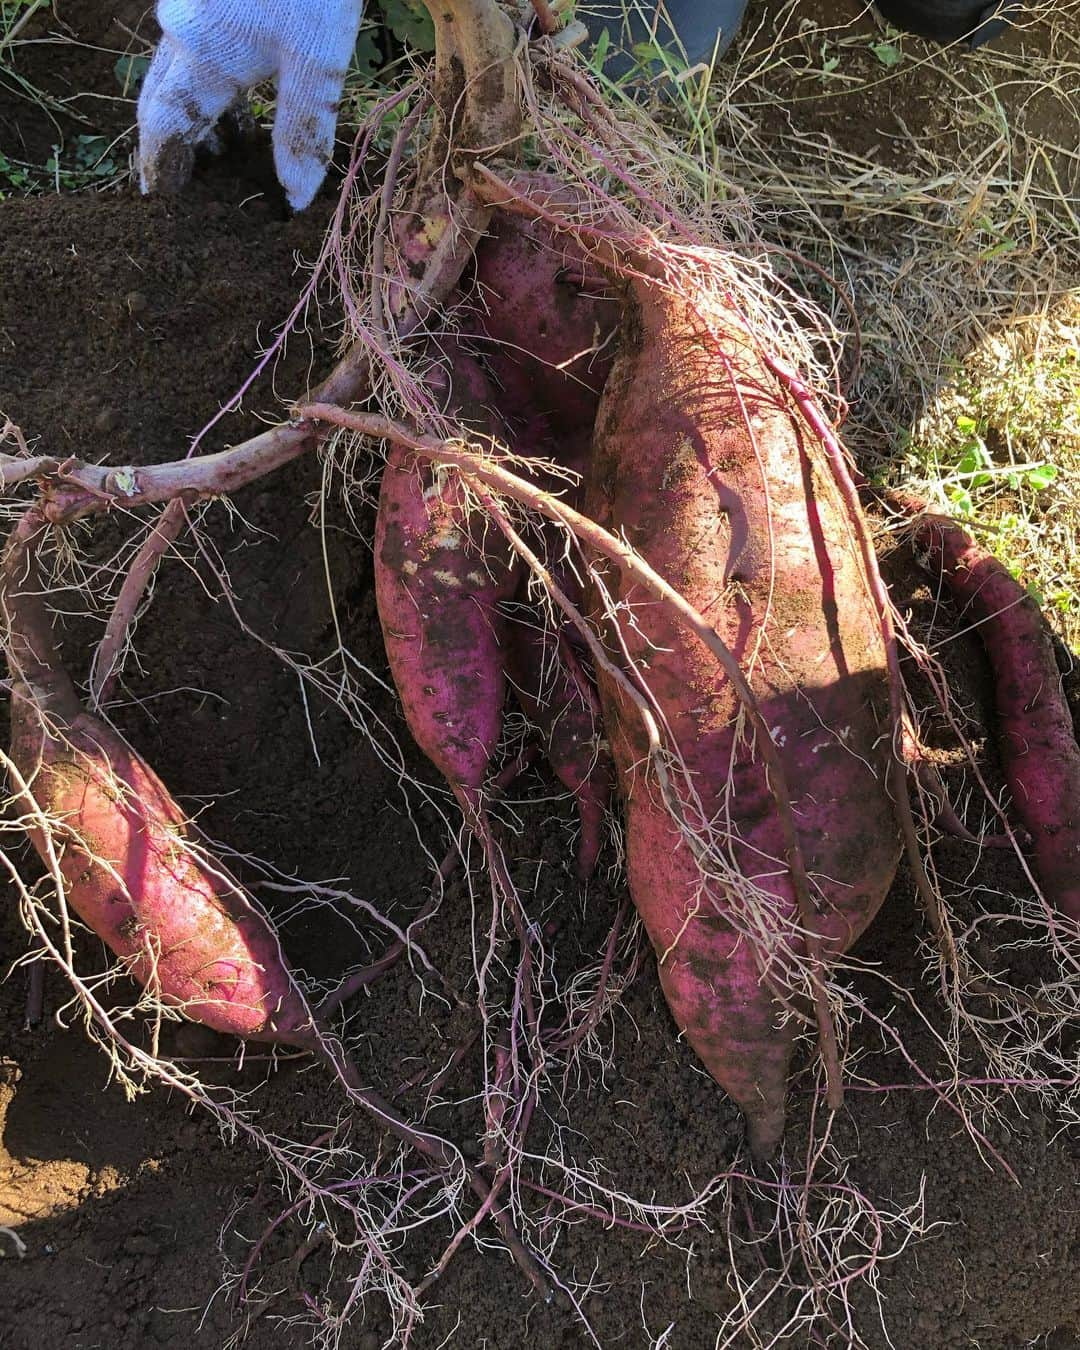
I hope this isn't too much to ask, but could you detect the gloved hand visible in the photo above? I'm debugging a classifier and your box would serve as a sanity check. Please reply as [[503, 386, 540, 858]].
[[137, 0, 363, 211]]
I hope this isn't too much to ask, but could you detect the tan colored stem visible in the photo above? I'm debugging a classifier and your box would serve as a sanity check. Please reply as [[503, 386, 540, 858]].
[[0, 453, 61, 488], [421, 0, 520, 174], [40, 349, 373, 525], [90, 498, 190, 709]]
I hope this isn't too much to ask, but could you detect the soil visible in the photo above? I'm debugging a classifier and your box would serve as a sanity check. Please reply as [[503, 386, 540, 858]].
[[0, 3, 1077, 1349]]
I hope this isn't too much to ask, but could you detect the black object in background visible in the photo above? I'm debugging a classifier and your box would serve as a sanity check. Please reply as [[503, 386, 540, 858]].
[[873, 0, 1022, 48], [579, 0, 1022, 81]]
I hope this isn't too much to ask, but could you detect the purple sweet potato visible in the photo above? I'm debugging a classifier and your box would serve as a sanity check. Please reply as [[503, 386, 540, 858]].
[[586, 278, 901, 1155], [2, 513, 312, 1045], [506, 607, 611, 880], [472, 211, 620, 438], [902, 501, 1080, 921], [374, 350, 519, 820]]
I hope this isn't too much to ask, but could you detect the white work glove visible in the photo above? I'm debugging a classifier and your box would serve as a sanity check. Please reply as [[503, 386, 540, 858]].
[[138, 0, 364, 210]]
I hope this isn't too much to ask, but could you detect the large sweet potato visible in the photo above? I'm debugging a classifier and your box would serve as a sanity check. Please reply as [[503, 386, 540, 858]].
[[586, 277, 901, 1155]]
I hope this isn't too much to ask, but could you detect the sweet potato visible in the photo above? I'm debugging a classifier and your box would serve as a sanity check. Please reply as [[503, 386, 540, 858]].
[[2, 512, 312, 1045], [901, 501, 1080, 921], [472, 211, 620, 438], [374, 349, 519, 821], [586, 277, 901, 1155], [506, 607, 611, 880]]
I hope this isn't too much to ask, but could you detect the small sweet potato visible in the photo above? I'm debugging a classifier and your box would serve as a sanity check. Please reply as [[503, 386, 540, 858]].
[[496, 413, 611, 878], [2, 513, 312, 1044], [374, 349, 519, 820], [506, 607, 611, 880], [903, 501, 1080, 921]]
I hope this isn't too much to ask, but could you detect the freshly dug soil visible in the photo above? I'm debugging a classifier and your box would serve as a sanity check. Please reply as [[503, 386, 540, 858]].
[[1, 3, 1077, 1349]]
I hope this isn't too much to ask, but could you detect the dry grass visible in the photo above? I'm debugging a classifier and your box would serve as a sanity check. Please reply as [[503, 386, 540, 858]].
[[628, 0, 1080, 644]]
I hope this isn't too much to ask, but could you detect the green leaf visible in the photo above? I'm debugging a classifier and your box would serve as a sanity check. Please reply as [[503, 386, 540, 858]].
[[955, 438, 991, 486], [631, 40, 667, 67], [350, 28, 382, 79], [71, 134, 116, 176], [73, 133, 107, 158], [1024, 463, 1059, 491], [381, 0, 435, 51], [870, 40, 902, 67], [590, 27, 610, 71], [956, 448, 980, 476], [114, 53, 150, 93], [979, 238, 1017, 260], [0, 150, 31, 191]]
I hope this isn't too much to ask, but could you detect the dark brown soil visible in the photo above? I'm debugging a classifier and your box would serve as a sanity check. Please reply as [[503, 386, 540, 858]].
[[1, 4, 1077, 1349]]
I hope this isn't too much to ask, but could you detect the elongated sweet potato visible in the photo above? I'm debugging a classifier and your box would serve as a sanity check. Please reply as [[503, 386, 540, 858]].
[[900, 500, 1080, 921], [374, 350, 519, 820], [2, 513, 313, 1044], [587, 278, 901, 1155], [472, 211, 620, 438]]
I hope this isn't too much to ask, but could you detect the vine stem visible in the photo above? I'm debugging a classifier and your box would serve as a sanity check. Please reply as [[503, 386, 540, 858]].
[[89, 498, 190, 709]]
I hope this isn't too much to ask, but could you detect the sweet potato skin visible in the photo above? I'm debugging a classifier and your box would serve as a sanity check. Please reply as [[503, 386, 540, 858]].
[[472, 211, 619, 438], [623, 791, 796, 1154], [10, 694, 312, 1044], [587, 279, 901, 1152], [910, 509, 1080, 920], [374, 351, 519, 816], [2, 514, 312, 1044]]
